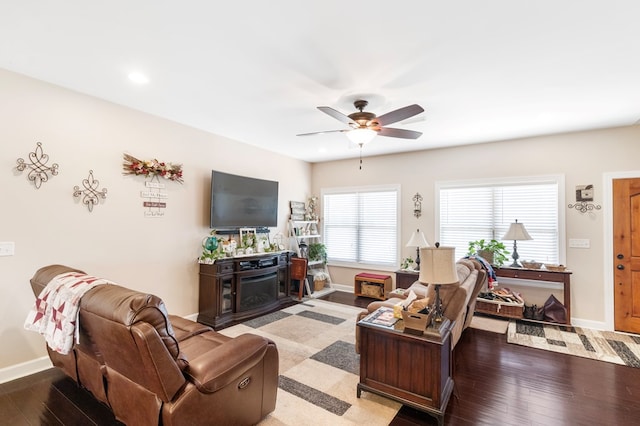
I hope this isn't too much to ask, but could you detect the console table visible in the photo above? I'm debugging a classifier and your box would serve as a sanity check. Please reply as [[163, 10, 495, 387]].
[[493, 267, 573, 324], [198, 252, 291, 329], [357, 317, 453, 426]]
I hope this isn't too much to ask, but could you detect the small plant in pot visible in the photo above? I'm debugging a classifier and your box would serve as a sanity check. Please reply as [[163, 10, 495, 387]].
[[308, 243, 327, 263], [468, 239, 509, 266]]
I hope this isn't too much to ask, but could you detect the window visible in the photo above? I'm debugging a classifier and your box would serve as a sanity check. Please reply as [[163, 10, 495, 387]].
[[322, 185, 399, 267], [437, 176, 565, 263]]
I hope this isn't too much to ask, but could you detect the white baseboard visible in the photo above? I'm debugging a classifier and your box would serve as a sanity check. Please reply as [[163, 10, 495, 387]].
[[330, 283, 352, 293], [183, 313, 199, 322], [0, 356, 52, 384], [570, 317, 608, 331]]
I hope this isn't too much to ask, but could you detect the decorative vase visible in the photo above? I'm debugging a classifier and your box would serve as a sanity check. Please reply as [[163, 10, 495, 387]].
[[203, 236, 218, 252]]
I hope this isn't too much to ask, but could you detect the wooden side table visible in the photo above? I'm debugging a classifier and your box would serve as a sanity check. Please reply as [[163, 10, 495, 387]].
[[357, 317, 453, 426], [395, 269, 419, 289]]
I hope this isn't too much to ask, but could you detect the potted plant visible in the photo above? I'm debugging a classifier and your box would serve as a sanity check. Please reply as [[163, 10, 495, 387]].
[[308, 242, 327, 263], [400, 256, 414, 270], [467, 239, 509, 266]]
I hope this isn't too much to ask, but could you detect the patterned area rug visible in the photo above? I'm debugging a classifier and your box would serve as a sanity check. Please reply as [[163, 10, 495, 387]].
[[507, 320, 640, 368], [218, 299, 401, 425]]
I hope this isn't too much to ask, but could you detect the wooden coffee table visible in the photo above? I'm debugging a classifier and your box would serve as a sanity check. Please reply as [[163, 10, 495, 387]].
[[357, 316, 453, 426]]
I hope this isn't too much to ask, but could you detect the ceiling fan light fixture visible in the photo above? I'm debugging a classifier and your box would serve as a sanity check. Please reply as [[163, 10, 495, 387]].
[[346, 128, 377, 145]]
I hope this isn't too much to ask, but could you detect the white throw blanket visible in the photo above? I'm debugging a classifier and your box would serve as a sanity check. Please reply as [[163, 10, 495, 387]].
[[24, 271, 112, 354]]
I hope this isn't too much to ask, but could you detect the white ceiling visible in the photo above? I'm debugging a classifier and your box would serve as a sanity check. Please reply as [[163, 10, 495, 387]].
[[1, 1, 639, 163]]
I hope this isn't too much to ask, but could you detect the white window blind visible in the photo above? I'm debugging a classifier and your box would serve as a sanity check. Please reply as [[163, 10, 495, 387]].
[[438, 178, 562, 263], [322, 186, 399, 267]]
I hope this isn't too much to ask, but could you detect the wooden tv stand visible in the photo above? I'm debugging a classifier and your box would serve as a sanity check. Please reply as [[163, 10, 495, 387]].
[[197, 252, 291, 329]]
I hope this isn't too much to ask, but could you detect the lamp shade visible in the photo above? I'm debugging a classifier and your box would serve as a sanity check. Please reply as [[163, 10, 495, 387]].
[[502, 220, 532, 241], [346, 128, 377, 145], [406, 229, 429, 248], [419, 245, 459, 285]]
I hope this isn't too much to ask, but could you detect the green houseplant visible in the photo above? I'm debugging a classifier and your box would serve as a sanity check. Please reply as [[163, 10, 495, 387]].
[[467, 239, 509, 266], [308, 242, 327, 263]]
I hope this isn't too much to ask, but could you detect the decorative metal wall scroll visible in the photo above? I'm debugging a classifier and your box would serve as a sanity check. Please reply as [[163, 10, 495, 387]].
[[16, 142, 59, 189], [73, 170, 107, 212], [568, 201, 601, 213], [568, 184, 601, 213], [413, 193, 423, 218]]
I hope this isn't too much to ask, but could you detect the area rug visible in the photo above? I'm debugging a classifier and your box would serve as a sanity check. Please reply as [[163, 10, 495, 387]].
[[507, 320, 640, 368], [218, 299, 401, 425], [469, 315, 509, 334]]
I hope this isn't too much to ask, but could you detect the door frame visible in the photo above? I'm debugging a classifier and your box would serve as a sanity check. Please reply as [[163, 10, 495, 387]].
[[603, 170, 640, 331]]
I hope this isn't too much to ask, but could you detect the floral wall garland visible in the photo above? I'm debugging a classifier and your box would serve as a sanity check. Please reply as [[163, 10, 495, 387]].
[[122, 153, 184, 183]]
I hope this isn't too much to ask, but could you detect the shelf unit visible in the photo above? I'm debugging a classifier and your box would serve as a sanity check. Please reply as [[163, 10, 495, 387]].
[[288, 219, 334, 298]]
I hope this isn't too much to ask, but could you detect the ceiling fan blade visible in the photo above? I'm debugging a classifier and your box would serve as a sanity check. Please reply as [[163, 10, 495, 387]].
[[297, 129, 348, 137], [377, 127, 422, 139], [376, 104, 424, 126], [318, 106, 357, 126]]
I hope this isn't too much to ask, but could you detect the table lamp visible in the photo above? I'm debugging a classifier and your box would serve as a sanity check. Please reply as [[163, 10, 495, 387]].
[[406, 229, 429, 270], [502, 219, 532, 268], [419, 243, 459, 324]]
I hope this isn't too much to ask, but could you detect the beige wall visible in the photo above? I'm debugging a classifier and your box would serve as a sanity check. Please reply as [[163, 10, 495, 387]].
[[0, 69, 311, 373], [3, 65, 639, 377], [311, 126, 640, 326]]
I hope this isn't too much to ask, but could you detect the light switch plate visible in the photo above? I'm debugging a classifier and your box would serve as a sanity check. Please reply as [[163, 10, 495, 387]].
[[0, 242, 15, 256], [569, 238, 590, 249]]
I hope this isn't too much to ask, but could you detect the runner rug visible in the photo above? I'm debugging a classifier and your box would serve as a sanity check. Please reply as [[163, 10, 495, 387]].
[[218, 299, 401, 425], [507, 320, 640, 368]]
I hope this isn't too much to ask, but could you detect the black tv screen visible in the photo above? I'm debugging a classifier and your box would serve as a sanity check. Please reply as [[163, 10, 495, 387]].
[[210, 170, 279, 228]]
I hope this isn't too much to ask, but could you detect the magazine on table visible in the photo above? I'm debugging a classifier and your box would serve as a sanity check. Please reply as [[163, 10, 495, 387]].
[[362, 306, 399, 327]]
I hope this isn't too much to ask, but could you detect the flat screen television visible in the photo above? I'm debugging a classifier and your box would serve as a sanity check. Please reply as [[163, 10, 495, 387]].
[[210, 170, 279, 229]]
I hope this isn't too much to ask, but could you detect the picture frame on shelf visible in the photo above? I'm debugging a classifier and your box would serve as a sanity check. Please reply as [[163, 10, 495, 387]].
[[239, 228, 257, 250]]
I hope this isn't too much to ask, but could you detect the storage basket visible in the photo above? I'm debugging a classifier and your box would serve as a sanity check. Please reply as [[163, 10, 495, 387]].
[[476, 298, 524, 319], [314, 279, 326, 291], [361, 282, 383, 298]]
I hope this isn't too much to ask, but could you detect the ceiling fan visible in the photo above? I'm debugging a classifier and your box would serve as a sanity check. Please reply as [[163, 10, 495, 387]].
[[297, 99, 425, 145]]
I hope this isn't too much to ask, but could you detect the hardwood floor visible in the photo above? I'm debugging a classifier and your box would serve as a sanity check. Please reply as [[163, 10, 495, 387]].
[[3, 291, 640, 425]]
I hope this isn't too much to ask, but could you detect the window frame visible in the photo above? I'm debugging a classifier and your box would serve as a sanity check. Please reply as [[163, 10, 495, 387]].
[[435, 174, 566, 265], [321, 184, 401, 271]]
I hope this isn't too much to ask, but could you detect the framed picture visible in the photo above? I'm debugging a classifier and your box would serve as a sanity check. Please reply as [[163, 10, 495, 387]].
[[239, 228, 257, 248], [576, 184, 594, 202], [290, 201, 306, 215]]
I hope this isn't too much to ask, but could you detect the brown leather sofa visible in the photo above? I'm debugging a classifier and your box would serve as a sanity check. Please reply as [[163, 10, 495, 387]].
[[356, 258, 487, 351], [29, 265, 279, 426]]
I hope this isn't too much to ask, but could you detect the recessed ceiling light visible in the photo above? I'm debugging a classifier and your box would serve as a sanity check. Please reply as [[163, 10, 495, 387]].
[[128, 72, 149, 84]]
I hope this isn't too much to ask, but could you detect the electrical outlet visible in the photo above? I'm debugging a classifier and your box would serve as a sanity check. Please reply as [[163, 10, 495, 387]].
[[0, 242, 15, 256], [569, 238, 590, 249]]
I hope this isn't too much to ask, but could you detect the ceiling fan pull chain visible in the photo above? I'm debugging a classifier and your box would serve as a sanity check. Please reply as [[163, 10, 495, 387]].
[[359, 144, 363, 170]]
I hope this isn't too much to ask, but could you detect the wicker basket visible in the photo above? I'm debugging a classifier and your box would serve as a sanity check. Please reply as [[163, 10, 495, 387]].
[[544, 264, 567, 272], [476, 298, 524, 319], [361, 283, 383, 298], [314, 279, 326, 291]]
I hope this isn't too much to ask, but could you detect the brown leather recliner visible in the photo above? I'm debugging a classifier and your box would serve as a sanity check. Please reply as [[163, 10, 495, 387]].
[[29, 265, 279, 426]]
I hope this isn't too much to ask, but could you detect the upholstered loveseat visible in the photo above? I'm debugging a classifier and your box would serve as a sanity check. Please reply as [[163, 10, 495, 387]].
[[28, 265, 279, 426], [356, 258, 487, 351]]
